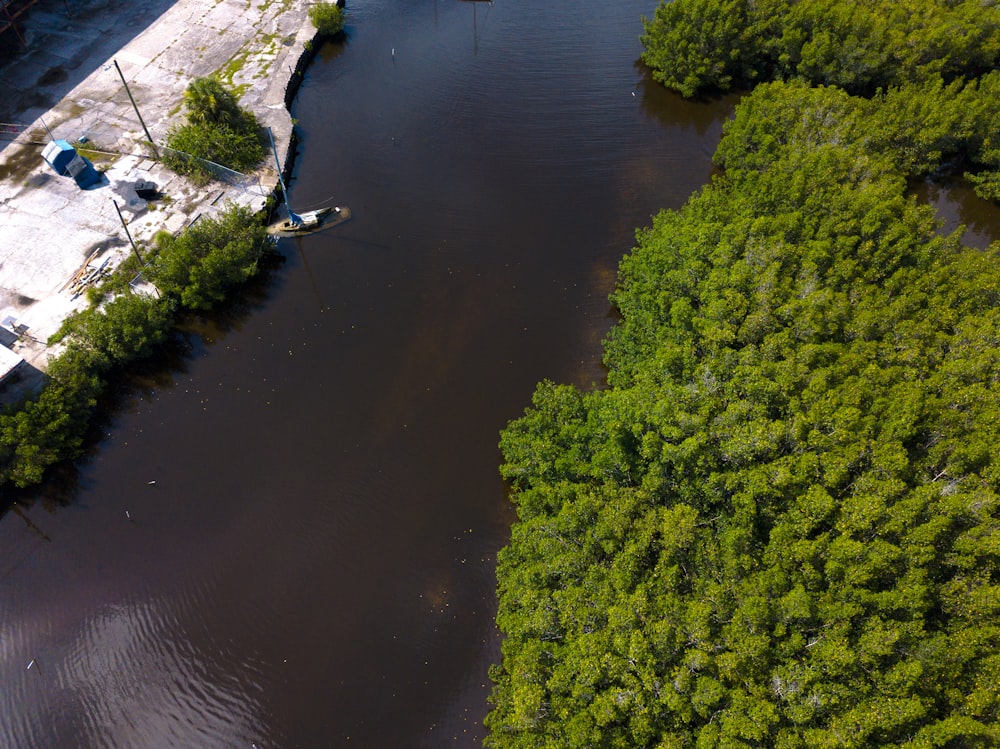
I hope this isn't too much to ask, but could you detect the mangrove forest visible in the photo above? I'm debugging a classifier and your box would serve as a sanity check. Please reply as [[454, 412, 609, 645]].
[[485, 1, 1000, 747]]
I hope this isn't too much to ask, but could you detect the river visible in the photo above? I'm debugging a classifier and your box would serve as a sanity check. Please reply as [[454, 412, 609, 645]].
[[1, 1, 996, 747]]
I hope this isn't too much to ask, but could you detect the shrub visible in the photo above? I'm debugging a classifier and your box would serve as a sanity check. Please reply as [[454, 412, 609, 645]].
[[309, 2, 345, 37], [164, 77, 265, 182], [146, 202, 272, 310]]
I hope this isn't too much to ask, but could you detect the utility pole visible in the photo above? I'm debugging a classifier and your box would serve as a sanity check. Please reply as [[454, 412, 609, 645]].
[[113, 59, 159, 158], [113, 200, 145, 266]]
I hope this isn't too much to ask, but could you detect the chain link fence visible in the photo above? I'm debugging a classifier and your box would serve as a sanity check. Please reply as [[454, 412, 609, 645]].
[[159, 145, 268, 196]]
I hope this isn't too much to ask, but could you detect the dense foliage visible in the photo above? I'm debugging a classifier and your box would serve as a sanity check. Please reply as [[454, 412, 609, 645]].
[[487, 44, 1000, 749], [640, 1, 1000, 202], [0, 205, 271, 489], [163, 77, 265, 182], [487, 89, 1000, 746], [146, 202, 272, 310], [640, 0, 1000, 98], [308, 2, 345, 37], [716, 74, 1000, 202], [0, 294, 174, 488]]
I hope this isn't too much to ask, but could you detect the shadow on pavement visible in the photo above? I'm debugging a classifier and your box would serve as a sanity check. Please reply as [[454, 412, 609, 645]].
[[0, 0, 178, 126]]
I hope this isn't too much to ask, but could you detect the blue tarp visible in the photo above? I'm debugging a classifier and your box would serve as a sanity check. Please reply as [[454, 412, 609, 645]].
[[41, 139, 100, 188], [41, 139, 75, 175]]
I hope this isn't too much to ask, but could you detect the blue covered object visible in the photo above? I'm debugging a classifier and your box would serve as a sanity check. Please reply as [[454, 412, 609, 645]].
[[41, 139, 100, 188], [41, 139, 76, 175]]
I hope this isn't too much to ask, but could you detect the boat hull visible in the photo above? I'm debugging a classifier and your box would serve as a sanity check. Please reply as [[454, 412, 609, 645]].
[[267, 206, 352, 236]]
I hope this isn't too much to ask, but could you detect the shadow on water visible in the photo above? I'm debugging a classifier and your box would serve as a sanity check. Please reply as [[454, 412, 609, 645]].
[[634, 59, 740, 138]]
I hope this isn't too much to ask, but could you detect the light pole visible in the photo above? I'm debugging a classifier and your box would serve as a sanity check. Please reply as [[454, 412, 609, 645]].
[[112, 58, 159, 158], [113, 199, 145, 266]]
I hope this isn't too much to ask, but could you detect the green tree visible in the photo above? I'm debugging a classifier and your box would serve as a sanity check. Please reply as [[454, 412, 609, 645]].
[[146, 202, 271, 310], [487, 70, 1000, 749], [55, 293, 174, 368], [309, 2, 345, 37], [640, 0, 753, 98]]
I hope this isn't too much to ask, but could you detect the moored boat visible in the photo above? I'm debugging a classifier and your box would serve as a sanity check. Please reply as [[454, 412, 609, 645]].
[[266, 126, 351, 236], [268, 205, 352, 236]]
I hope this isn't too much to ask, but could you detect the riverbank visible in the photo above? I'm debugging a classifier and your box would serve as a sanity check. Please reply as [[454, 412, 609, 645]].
[[0, 0, 323, 404]]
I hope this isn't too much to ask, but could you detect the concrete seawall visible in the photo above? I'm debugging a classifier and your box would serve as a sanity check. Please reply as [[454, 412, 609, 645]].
[[0, 0, 329, 395]]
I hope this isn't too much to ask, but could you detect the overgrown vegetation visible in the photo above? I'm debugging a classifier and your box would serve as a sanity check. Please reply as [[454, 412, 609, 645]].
[[308, 2, 345, 38], [0, 204, 272, 489], [146, 202, 271, 310], [163, 77, 265, 184], [640, 0, 1000, 202], [640, 0, 1000, 98], [487, 3, 1000, 748]]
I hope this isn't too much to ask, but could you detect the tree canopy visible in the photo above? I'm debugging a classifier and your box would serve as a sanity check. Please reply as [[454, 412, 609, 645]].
[[488, 7, 1000, 748], [640, 0, 1000, 98], [146, 202, 271, 311], [640, 1, 1000, 202], [488, 87, 1000, 747]]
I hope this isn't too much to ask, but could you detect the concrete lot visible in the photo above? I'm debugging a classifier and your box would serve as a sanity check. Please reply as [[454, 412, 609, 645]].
[[0, 0, 315, 392]]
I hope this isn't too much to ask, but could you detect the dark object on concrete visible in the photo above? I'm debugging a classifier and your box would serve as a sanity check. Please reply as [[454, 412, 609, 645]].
[[66, 153, 100, 188], [134, 179, 159, 199]]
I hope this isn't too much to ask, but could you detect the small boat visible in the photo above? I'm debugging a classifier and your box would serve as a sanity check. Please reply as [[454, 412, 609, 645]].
[[268, 205, 352, 236], [266, 127, 350, 236]]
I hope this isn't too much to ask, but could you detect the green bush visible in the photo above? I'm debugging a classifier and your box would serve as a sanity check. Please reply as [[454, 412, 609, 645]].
[[146, 202, 272, 310], [309, 2, 345, 37], [164, 77, 264, 182]]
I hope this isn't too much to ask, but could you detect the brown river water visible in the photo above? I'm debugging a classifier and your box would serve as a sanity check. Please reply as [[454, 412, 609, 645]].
[[2, 1, 998, 747]]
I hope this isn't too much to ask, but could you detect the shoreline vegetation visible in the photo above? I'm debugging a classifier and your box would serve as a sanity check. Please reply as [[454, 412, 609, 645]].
[[162, 76, 268, 185], [0, 3, 347, 493], [487, 1, 1000, 748]]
